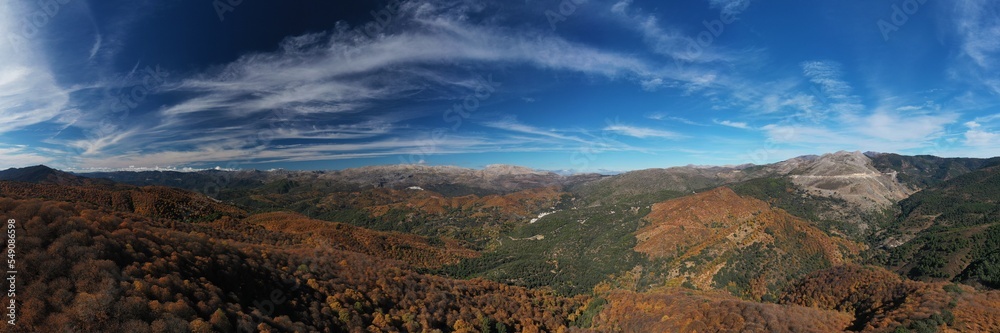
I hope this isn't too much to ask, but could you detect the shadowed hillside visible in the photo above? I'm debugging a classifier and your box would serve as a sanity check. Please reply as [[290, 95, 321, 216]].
[[0, 181, 245, 222], [781, 265, 1000, 332], [242, 211, 478, 269]]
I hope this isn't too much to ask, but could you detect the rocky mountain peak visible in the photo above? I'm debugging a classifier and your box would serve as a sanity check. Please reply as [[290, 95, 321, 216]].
[[793, 151, 874, 177]]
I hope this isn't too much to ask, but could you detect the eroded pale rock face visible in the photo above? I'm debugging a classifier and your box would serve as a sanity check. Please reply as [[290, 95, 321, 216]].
[[774, 151, 914, 211]]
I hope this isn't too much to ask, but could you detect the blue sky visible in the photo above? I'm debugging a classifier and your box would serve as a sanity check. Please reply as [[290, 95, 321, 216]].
[[0, 0, 998, 172]]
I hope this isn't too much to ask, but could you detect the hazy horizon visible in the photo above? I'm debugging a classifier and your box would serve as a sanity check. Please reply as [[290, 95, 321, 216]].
[[5, 150, 992, 176]]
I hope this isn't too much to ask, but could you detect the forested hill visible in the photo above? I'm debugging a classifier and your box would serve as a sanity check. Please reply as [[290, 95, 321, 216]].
[[6, 152, 1000, 332], [0, 183, 587, 332], [879, 165, 1000, 289]]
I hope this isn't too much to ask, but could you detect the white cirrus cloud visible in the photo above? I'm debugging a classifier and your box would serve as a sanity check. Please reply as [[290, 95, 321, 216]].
[[955, 0, 1000, 69], [481, 118, 593, 144], [611, 0, 632, 15], [604, 124, 684, 139], [0, 146, 53, 168], [857, 110, 958, 143], [715, 119, 750, 129], [953, 0, 1000, 95], [0, 3, 74, 134], [801, 61, 853, 101], [646, 113, 708, 126], [760, 109, 958, 152], [73, 0, 685, 164], [161, 2, 658, 119], [708, 0, 752, 13]]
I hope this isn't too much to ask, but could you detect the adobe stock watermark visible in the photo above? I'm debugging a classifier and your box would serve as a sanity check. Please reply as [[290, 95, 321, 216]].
[[216, 0, 410, 34], [236, 277, 302, 333], [674, 0, 753, 70], [346, 0, 409, 41], [399, 74, 500, 165], [876, 0, 928, 41], [212, 0, 245, 22], [333, 0, 412, 65], [6, 0, 73, 54], [198, 109, 294, 199], [741, 98, 841, 165], [570, 118, 625, 171], [107, 65, 171, 115], [545, 0, 587, 31], [93, 65, 171, 138], [743, 126, 796, 166]]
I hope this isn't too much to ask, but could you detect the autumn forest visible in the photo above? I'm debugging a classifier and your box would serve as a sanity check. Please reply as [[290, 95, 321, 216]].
[[2, 153, 1000, 332]]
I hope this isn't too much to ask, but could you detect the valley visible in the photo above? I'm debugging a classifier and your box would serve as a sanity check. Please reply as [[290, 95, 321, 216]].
[[6, 0, 995, 331], [2, 151, 1000, 332]]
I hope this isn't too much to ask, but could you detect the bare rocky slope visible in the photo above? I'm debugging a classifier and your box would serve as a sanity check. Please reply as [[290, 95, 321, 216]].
[[571, 151, 919, 214], [77, 151, 943, 213], [8, 152, 1000, 332], [768, 151, 914, 211]]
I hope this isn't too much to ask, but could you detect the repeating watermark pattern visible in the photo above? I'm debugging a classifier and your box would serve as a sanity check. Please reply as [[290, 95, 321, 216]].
[[333, 0, 411, 66], [216, 0, 410, 73], [674, 0, 753, 70], [198, 109, 295, 199], [877, 0, 928, 41], [213, 0, 245, 22], [90, 65, 171, 142], [400, 74, 501, 164], [569, 119, 625, 172], [221, 236, 334, 331], [744, 126, 795, 165], [210, 0, 410, 175], [237, 276, 302, 332], [345, 0, 409, 42], [6, 0, 73, 53], [545, 0, 587, 31], [743, 61, 847, 165], [216, 0, 411, 41], [443, 75, 500, 131], [102, 65, 170, 121], [741, 98, 827, 165], [108, 65, 171, 115]]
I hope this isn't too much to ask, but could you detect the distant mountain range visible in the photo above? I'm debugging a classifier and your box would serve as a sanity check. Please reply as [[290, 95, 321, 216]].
[[4, 152, 1000, 331]]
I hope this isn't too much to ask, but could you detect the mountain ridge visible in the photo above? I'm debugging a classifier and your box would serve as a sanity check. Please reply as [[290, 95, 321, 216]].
[[5, 152, 1000, 332], [0, 164, 114, 186]]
